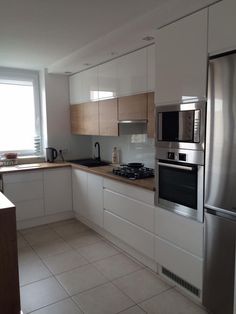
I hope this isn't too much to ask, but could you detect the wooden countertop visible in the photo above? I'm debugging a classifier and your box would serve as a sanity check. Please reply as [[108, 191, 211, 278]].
[[0, 191, 15, 211], [69, 164, 155, 191], [0, 162, 70, 174], [0, 162, 155, 191]]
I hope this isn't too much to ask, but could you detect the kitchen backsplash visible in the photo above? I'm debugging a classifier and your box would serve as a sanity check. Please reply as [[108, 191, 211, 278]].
[[92, 134, 155, 168]]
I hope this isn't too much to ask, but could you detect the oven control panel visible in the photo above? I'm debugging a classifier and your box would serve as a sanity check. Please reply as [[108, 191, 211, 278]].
[[167, 152, 187, 162]]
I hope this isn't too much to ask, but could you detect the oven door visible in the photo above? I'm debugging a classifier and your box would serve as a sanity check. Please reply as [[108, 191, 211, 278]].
[[155, 160, 204, 222]]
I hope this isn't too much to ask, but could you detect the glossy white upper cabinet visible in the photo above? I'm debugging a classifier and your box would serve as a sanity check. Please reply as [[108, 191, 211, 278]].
[[208, 0, 236, 55], [147, 44, 155, 92], [98, 59, 118, 99], [155, 9, 208, 105], [69, 67, 98, 104], [117, 48, 147, 96]]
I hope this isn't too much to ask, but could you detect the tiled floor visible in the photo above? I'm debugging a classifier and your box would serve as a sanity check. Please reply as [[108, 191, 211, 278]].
[[18, 219, 208, 314]]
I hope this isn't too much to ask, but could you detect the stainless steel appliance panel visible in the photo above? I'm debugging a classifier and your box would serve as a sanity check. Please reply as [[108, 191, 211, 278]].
[[203, 211, 236, 314], [205, 54, 236, 213], [156, 101, 206, 151]]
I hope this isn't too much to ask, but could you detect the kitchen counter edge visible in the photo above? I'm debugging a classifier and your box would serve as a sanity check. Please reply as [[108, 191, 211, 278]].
[[0, 162, 155, 191]]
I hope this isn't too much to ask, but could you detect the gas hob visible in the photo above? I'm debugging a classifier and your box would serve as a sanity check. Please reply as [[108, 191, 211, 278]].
[[112, 163, 154, 180]]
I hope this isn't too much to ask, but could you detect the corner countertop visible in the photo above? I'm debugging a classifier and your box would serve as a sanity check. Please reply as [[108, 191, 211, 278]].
[[0, 191, 15, 211], [0, 162, 155, 191]]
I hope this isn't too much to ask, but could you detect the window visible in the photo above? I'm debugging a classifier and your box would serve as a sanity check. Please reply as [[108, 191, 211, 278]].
[[0, 68, 42, 156]]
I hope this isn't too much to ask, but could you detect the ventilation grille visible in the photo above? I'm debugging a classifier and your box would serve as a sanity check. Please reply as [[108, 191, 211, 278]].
[[162, 267, 200, 297]]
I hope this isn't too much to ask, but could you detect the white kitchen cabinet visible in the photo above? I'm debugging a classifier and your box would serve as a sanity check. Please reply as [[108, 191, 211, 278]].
[[72, 169, 103, 228], [155, 206, 203, 257], [147, 44, 155, 92], [104, 210, 154, 259], [155, 236, 203, 290], [69, 67, 98, 104], [98, 60, 118, 99], [117, 48, 147, 96], [104, 188, 154, 232], [155, 9, 208, 105], [3, 171, 44, 221], [87, 173, 103, 227], [44, 168, 72, 215], [208, 0, 236, 55], [72, 168, 88, 218]]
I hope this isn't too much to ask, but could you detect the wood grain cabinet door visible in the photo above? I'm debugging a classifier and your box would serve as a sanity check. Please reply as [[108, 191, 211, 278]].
[[118, 93, 147, 121], [70, 102, 99, 135], [147, 92, 155, 138], [99, 98, 118, 136]]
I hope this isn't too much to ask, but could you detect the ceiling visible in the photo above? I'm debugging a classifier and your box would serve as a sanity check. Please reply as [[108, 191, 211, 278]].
[[0, 0, 220, 74]]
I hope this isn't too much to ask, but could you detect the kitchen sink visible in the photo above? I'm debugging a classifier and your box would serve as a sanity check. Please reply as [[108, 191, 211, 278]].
[[69, 159, 110, 167]]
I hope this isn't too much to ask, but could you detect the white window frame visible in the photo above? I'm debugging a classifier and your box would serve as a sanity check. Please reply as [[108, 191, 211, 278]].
[[0, 67, 42, 156]]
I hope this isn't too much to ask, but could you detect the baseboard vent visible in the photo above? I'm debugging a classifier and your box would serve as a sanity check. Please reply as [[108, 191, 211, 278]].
[[162, 267, 200, 297]]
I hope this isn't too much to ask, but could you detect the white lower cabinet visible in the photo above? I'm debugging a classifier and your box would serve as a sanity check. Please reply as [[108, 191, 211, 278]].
[[3, 170, 44, 221], [155, 236, 203, 290], [72, 169, 103, 228], [154, 206, 204, 291], [44, 168, 72, 215], [3, 167, 72, 223], [104, 210, 154, 259]]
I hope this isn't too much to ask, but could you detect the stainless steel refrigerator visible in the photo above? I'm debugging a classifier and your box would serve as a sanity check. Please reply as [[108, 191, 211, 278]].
[[203, 52, 236, 314]]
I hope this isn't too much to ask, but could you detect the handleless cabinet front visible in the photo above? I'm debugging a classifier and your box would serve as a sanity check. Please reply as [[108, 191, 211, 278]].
[[155, 9, 208, 105]]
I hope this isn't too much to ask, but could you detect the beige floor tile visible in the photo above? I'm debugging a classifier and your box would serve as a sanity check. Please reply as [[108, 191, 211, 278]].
[[52, 221, 89, 238], [20, 277, 68, 313], [113, 269, 171, 303], [93, 253, 142, 280], [73, 282, 134, 314], [77, 241, 119, 262], [23, 228, 61, 245], [19, 224, 50, 235], [32, 238, 72, 258], [30, 298, 83, 314], [19, 258, 52, 286], [17, 233, 29, 249], [139, 288, 207, 314], [18, 245, 39, 264], [64, 231, 102, 249], [43, 250, 88, 275], [119, 305, 146, 314], [56, 263, 108, 296]]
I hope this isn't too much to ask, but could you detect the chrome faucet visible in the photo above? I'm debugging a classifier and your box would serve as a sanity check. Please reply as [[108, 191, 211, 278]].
[[94, 142, 101, 161]]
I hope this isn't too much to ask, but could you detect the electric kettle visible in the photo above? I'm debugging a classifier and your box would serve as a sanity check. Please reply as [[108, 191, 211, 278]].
[[45, 147, 58, 163]]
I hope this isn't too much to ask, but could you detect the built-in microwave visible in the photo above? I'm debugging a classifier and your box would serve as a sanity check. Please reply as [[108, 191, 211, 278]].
[[156, 101, 206, 151]]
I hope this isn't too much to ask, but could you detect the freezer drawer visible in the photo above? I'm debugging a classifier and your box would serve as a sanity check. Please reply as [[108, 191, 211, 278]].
[[203, 211, 236, 314]]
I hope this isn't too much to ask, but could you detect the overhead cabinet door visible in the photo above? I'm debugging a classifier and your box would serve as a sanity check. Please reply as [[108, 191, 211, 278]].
[[155, 9, 208, 105], [70, 102, 99, 135], [118, 93, 147, 121], [208, 0, 236, 55]]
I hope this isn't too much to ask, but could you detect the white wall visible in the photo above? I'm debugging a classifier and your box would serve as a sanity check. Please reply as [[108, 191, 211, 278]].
[[42, 70, 92, 160]]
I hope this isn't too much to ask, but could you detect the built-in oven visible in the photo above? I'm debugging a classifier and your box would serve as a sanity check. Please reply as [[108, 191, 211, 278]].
[[156, 101, 206, 151], [155, 148, 204, 222]]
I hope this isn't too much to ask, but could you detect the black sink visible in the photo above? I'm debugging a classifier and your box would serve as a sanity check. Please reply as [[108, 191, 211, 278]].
[[69, 159, 110, 167]]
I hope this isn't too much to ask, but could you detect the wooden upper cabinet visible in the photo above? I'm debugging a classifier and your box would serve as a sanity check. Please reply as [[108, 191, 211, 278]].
[[70, 101, 99, 135], [147, 92, 155, 138], [99, 98, 118, 136], [118, 93, 147, 121]]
